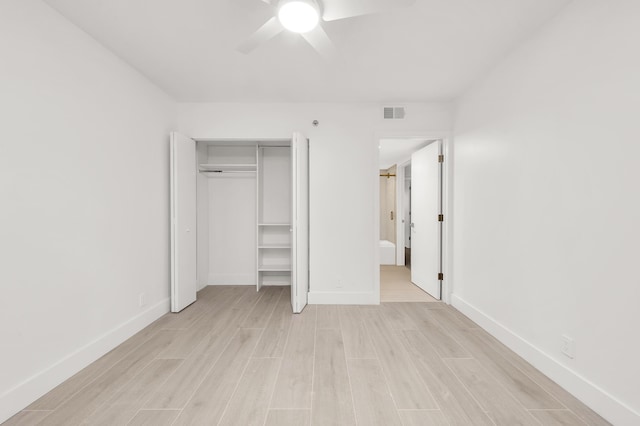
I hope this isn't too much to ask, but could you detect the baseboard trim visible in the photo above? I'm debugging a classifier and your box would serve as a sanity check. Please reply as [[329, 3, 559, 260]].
[[0, 298, 170, 424], [308, 291, 378, 305], [451, 294, 640, 426]]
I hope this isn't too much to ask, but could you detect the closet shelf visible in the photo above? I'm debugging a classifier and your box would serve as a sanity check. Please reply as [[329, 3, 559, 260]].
[[258, 244, 291, 249], [258, 223, 291, 227], [199, 163, 257, 173], [258, 264, 292, 272]]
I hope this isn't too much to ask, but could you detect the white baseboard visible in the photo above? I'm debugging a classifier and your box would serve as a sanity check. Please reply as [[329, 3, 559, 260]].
[[308, 291, 378, 305], [0, 298, 170, 424], [208, 274, 255, 285], [451, 294, 640, 426]]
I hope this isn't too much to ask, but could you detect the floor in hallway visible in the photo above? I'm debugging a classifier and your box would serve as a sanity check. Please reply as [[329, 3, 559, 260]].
[[6, 285, 610, 426], [380, 265, 438, 302]]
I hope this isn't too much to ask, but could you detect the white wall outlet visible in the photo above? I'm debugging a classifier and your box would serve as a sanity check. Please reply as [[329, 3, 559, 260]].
[[561, 335, 575, 359], [139, 293, 146, 307]]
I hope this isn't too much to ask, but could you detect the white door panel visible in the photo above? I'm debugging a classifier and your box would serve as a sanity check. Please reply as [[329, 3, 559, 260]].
[[410, 142, 441, 299], [170, 132, 197, 312], [291, 132, 309, 313]]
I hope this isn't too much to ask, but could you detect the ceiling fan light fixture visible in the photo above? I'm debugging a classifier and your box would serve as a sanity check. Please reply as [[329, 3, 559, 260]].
[[277, 0, 320, 34]]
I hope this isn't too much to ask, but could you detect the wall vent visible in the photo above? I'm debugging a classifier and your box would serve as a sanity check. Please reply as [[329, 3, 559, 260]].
[[383, 106, 405, 120]]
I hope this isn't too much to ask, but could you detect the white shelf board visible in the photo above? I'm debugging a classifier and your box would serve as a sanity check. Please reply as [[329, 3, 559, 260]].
[[258, 244, 291, 249], [199, 163, 257, 173], [258, 264, 292, 272], [258, 223, 291, 227]]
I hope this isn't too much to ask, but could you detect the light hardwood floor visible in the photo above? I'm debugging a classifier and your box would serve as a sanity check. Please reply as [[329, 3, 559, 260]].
[[6, 286, 610, 426], [380, 265, 438, 302]]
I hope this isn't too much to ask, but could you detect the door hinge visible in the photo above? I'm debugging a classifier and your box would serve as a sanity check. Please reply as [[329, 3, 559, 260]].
[[438, 272, 444, 281], [438, 214, 444, 222], [438, 154, 444, 163]]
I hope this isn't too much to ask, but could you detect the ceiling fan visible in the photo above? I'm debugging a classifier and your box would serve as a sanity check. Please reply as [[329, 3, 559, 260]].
[[237, 0, 415, 59]]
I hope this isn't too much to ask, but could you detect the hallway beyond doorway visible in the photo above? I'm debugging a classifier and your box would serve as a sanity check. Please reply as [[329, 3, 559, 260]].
[[381, 266, 438, 302]]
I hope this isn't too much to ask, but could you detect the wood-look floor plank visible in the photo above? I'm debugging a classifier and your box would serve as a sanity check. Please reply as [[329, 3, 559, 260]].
[[403, 303, 470, 358], [252, 289, 294, 358], [430, 309, 563, 410], [441, 305, 480, 328], [35, 329, 180, 426], [470, 328, 610, 426], [155, 297, 211, 330], [362, 308, 438, 409], [2, 411, 52, 426], [317, 305, 340, 329], [26, 321, 163, 411], [398, 410, 450, 426], [233, 286, 266, 310], [379, 303, 418, 330], [529, 409, 588, 425], [444, 358, 541, 426], [142, 306, 248, 409], [399, 330, 494, 426], [311, 329, 356, 426], [265, 409, 311, 426], [126, 409, 180, 426], [83, 359, 182, 425], [337, 306, 376, 359], [270, 306, 316, 409], [172, 328, 263, 425], [242, 286, 283, 328], [155, 288, 243, 359], [346, 358, 403, 426], [218, 358, 281, 426]]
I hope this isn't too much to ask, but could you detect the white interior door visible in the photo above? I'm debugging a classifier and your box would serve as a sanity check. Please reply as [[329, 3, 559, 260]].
[[170, 132, 197, 312], [291, 132, 309, 313], [410, 142, 441, 299]]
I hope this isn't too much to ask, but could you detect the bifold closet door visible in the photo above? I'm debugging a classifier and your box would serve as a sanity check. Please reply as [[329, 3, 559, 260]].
[[170, 132, 197, 312], [291, 132, 309, 314]]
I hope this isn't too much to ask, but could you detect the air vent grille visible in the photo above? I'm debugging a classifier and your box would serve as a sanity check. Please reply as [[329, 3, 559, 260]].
[[383, 106, 405, 120]]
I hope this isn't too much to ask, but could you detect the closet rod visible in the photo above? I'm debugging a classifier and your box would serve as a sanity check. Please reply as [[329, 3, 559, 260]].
[[380, 173, 396, 178], [200, 144, 291, 148], [200, 171, 257, 174]]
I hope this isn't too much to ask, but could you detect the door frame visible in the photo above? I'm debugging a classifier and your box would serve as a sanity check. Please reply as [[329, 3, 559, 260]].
[[373, 131, 453, 304], [395, 158, 411, 267]]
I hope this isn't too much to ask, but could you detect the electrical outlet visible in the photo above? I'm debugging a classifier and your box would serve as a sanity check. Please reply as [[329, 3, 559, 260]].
[[139, 293, 146, 307], [561, 335, 575, 359]]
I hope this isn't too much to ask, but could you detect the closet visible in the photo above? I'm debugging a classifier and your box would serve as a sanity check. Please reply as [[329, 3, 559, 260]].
[[170, 132, 309, 314]]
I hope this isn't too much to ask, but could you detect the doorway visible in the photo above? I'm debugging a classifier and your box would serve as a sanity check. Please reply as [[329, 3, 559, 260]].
[[377, 138, 444, 302]]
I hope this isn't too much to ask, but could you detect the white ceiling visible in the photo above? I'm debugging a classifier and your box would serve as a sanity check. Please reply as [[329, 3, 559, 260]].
[[379, 138, 432, 169], [43, 0, 570, 102]]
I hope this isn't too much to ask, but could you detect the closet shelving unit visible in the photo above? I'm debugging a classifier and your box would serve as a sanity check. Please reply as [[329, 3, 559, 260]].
[[256, 145, 292, 289]]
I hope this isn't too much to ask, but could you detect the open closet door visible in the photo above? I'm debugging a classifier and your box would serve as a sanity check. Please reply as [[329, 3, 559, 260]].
[[170, 132, 197, 312], [291, 132, 309, 314], [410, 141, 442, 300]]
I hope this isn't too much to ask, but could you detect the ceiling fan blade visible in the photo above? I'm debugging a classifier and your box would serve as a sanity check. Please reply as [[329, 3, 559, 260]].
[[237, 17, 284, 54], [322, 0, 415, 21], [301, 25, 339, 60]]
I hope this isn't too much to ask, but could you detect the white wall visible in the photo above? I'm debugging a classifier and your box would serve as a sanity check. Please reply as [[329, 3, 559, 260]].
[[452, 1, 640, 424], [0, 1, 175, 422], [178, 102, 452, 304]]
